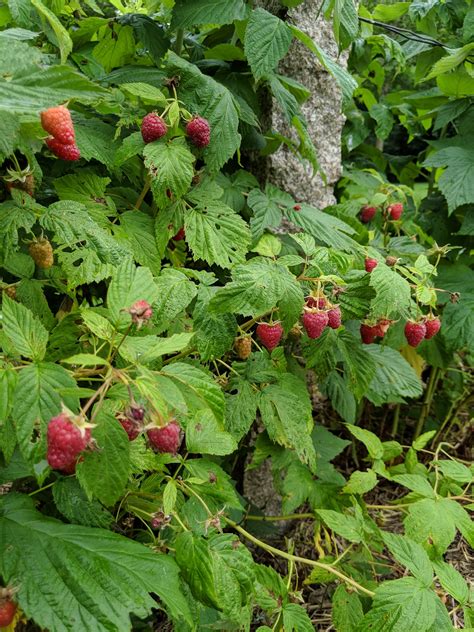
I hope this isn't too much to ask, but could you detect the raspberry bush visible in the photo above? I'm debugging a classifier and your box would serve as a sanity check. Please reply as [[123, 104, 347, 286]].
[[0, 1, 472, 631]]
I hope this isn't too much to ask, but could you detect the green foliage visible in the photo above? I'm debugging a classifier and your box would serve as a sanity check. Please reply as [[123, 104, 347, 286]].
[[0, 0, 471, 630]]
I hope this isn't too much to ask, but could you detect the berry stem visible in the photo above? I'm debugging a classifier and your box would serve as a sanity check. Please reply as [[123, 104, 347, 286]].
[[173, 28, 184, 55], [225, 518, 375, 597], [414, 366, 441, 439], [134, 175, 151, 210]]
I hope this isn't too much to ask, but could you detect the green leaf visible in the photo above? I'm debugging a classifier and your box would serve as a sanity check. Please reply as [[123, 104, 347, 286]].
[[404, 498, 461, 553], [185, 202, 251, 269], [92, 24, 135, 72], [62, 354, 109, 367], [118, 333, 194, 365], [432, 560, 469, 605], [338, 331, 377, 400], [343, 469, 378, 495], [324, 371, 357, 424], [53, 478, 114, 528], [172, 0, 248, 28], [382, 533, 433, 586], [425, 43, 474, 80], [346, 424, 384, 459], [107, 260, 159, 329], [259, 374, 316, 469], [282, 602, 314, 632], [286, 204, 359, 252], [193, 285, 237, 361], [167, 53, 241, 171], [163, 479, 177, 515], [424, 137, 474, 213], [81, 309, 116, 341], [186, 410, 237, 456], [369, 264, 412, 318], [332, 585, 364, 632], [116, 211, 161, 275], [247, 188, 283, 241], [144, 138, 195, 207], [392, 474, 435, 498], [31, 0, 72, 63], [317, 509, 364, 543], [75, 117, 121, 168], [244, 8, 293, 81], [1, 295, 48, 361], [437, 459, 473, 484], [13, 363, 78, 458], [357, 577, 437, 632], [0, 493, 191, 630], [161, 362, 225, 424], [365, 345, 423, 405], [153, 269, 198, 334], [224, 378, 258, 441]]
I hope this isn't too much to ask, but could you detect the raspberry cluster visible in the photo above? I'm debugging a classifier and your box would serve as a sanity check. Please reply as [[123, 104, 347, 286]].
[[41, 105, 80, 161]]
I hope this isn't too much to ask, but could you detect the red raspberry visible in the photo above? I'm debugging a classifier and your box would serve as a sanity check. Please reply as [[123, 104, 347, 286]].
[[41, 105, 75, 144], [186, 116, 211, 148], [293, 204, 301, 211], [365, 257, 378, 273], [0, 599, 17, 627], [387, 202, 403, 220], [47, 412, 91, 472], [306, 296, 327, 309], [404, 321, 426, 347], [118, 416, 141, 441], [46, 137, 81, 161], [360, 205, 377, 223], [360, 324, 377, 344], [141, 113, 168, 143], [172, 227, 185, 241], [424, 317, 441, 340], [256, 322, 283, 351], [372, 318, 391, 338], [127, 300, 153, 327], [147, 420, 181, 454], [327, 306, 342, 329], [302, 311, 329, 339]]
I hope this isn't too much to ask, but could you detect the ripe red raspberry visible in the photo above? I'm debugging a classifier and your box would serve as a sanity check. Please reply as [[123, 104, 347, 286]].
[[306, 296, 327, 309], [47, 412, 92, 472], [387, 202, 403, 220], [147, 420, 181, 454], [141, 113, 168, 143], [0, 599, 17, 627], [118, 416, 141, 441], [127, 300, 153, 327], [173, 227, 185, 241], [256, 322, 283, 351], [360, 205, 377, 223], [234, 336, 252, 360], [186, 116, 211, 148], [29, 237, 54, 269], [46, 137, 81, 161], [293, 204, 301, 211], [424, 317, 441, 340], [365, 257, 378, 273], [360, 323, 377, 344], [327, 306, 342, 329], [41, 105, 75, 144], [404, 321, 426, 347], [302, 311, 329, 339]]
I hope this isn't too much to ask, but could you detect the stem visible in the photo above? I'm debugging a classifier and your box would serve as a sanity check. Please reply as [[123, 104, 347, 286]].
[[174, 28, 184, 55], [226, 519, 375, 597], [246, 513, 314, 522], [414, 367, 440, 439], [391, 404, 401, 438], [29, 481, 55, 496], [81, 371, 113, 417], [134, 175, 151, 210]]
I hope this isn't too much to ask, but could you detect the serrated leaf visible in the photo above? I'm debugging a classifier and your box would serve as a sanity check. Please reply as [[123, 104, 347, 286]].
[[338, 331, 377, 400], [81, 309, 116, 341], [92, 24, 135, 73], [332, 585, 364, 632], [153, 268, 198, 334], [382, 533, 433, 586], [75, 117, 121, 168], [244, 9, 292, 81], [224, 378, 258, 441], [193, 285, 237, 361], [392, 474, 435, 498], [62, 354, 109, 367], [76, 406, 130, 506], [107, 260, 159, 329], [317, 509, 364, 543], [1, 295, 48, 361], [287, 204, 359, 252], [404, 498, 461, 554], [282, 602, 314, 632], [324, 371, 357, 423], [365, 345, 423, 405], [343, 469, 378, 495], [185, 202, 251, 269], [0, 493, 191, 630], [144, 138, 195, 206], [31, 0, 72, 63], [186, 410, 237, 456], [432, 560, 469, 605], [172, 0, 248, 28], [118, 333, 194, 364], [116, 211, 161, 275], [247, 187, 283, 241], [346, 424, 384, 459], [53, 478, 114, 528], [163, 479, 177, 515], [369, 264, 412, 318]]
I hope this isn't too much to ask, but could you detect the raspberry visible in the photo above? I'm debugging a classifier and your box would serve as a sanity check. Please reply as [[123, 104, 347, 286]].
[[424, 317, 441, 340], [47, 411, 92, 472], [147, 420, 181, 454], [256, 322, 283, 351], [385, 256, 398, 266], [360, 205, 377, 223], [46, 137, 81, 161], [129, 403, 145, 421], [293, 204, 301, 211], [234, 336, 252, 360], [3, 286, 16, 300], [41, 105, 75, 144], [306, 296, 327, 309], [327, 306, 342, 329], [141, 113, 168, 143], [127, 300, 153, 328], [302, 311, 329, 339], [186, 116, 211, 148], [404, 321, 427, 347], [360, 324, 377, 344], [373, 318, 391, 338], [172, 227, 186, 241], [117, 415, 141, 441], [29, 237, 54, 269], [0, 599, 16, 627], [387, 202, 403, 220], [365, 257, 378, 273]]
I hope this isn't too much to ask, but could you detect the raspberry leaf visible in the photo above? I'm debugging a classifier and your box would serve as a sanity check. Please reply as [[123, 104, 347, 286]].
[[144, 138, 195, 206], [153, 269, 198, 334], [244, 9, 292, 82], [0, 493, 192, 629], [1, 296, 48, 361], [186, 410, 237, 456], [107, 259, 159, 328], [171, 0, 249, 29], [365, 346, 423, 405], [368, 263, 412, 318]]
